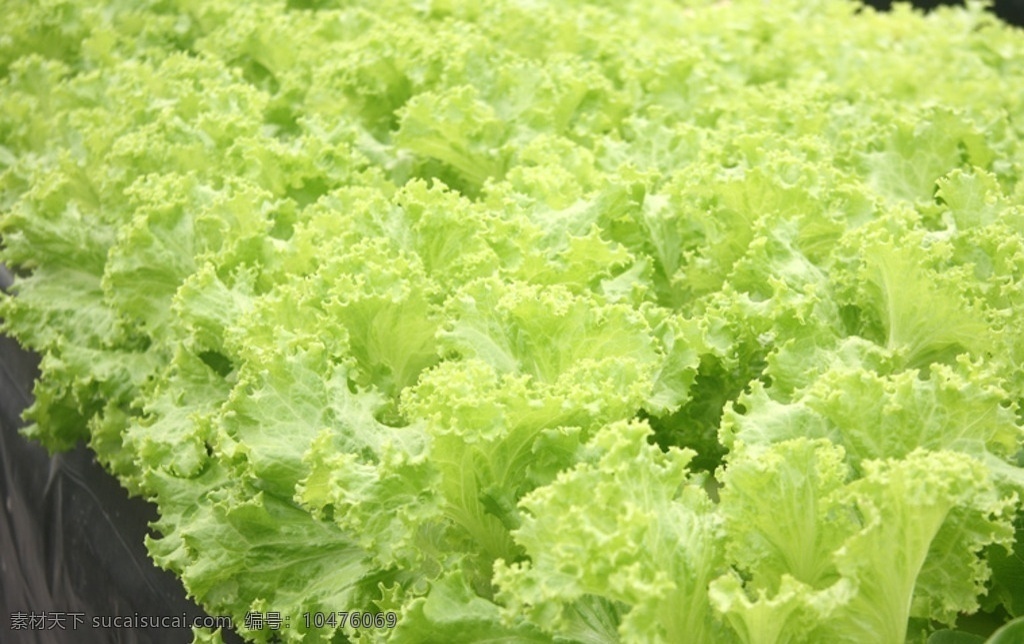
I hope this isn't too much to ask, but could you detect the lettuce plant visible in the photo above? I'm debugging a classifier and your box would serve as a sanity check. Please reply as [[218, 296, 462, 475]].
[[3, 0, 1024, 642]]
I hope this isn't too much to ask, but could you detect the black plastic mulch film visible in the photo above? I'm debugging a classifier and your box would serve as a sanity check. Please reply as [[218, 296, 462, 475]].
[[864, 0, 1024, 26], [2, 2, 1024, 644], [0, 264, 243, 644]]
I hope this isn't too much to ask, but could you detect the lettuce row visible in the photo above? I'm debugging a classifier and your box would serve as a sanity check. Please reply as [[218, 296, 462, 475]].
[[3, 0, 1024, 642]]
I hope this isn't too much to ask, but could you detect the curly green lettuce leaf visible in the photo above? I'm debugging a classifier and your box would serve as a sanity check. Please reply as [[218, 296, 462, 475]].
[[496, 420, 731, 643], [713, 440, 1015, 644], [147, 477, 379, 644]]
